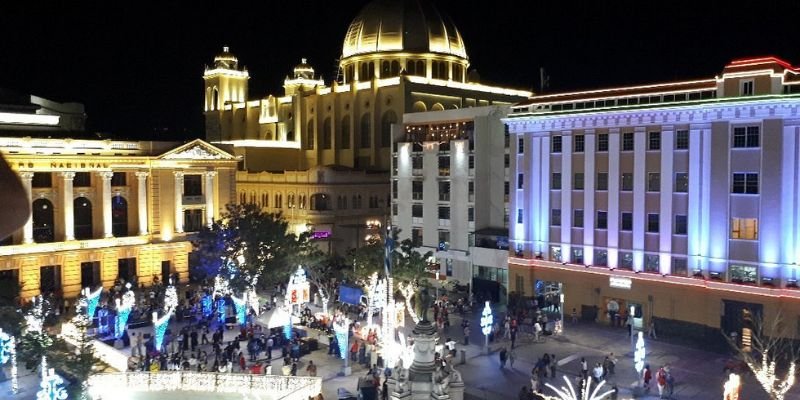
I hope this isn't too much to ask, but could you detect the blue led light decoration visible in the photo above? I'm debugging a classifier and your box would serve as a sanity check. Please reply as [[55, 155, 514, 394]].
[[201, 294, 213, 317], [216, 298, 227, 324], [114, 290, 135, 339], [333, 315, 350, 360], [82, 287, 102, 322], [152, 311, 172, 352], [0, 328, 18, 393], [283, 313, 293, 340], [231, 294, 247, 326], [37, 357, 67, 400]]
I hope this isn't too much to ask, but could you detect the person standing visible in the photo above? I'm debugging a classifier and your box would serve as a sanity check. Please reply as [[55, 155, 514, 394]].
[[656, 365, 667, 398], [290, 362, 298, 376], [642, 364, 652, 393], [190, 329, 198, 351], [306, 360, 317, 377], [580, 357, 588, 379], [533, 321, 542, 343], [665, 365, 674, 398], [463, 325, 471, 346], [499, 347, 508, 369], [550, 354, 557, 379], [648, 319, 657, 339]]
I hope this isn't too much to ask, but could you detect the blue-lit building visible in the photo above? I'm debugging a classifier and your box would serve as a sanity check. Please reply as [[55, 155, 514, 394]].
[[506, 57, 800, 343]]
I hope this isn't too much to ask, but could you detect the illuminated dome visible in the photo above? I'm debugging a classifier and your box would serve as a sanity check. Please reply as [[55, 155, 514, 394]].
[[341, 0, 468, 61], [213, 46, 239, 70]]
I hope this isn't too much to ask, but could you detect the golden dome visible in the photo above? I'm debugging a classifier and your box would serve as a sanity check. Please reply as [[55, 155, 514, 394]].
[[341, 0, 468, 61]]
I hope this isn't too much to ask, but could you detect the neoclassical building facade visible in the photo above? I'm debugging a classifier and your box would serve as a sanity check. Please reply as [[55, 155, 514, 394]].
[[506, 56, 800, 341], [202, 0, 530, 253], [0, 138, 237, 299]]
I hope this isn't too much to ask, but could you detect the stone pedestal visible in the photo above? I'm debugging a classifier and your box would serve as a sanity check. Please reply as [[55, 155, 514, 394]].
[[340, 366, 352, 376], [448, 382, 465, 400], [391, 390, 412, 400], [409, 321, 437, 380]]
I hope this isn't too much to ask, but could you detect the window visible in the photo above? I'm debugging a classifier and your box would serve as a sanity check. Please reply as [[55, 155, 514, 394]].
[[594, 250, 608, 266], [551, 209, 561, 226], [504, 182, 509, 201], [74, 197, 93, 240], [622, 132, 634, 151], [445, 259, 453, 277], [648, 173, 660, 192], [412, 204, 423, 218], [551, 172, 562, 190], [597, 211, 608, 229], [550, 246, 562, 262], [596, 172, 608, 191], [411, 228, 423, 247], [439, 181, 450, 201], [732, 126, 760, 148], [674, 215, 687, 235], [621, 212, 633, 231], [573, 209, 584, 228], [40, 265, 62, 293], [648, 132, 661, 150], [32, 172, 52, 188], [672, 258, 688, 276], [732, 173, 759, 194], [597, 134, 609, 151], [621, 173, 633, 191], [111, 172, 126, 186], [74, 172, 91, 187], [731, 218, 758, 240], [392, 204, 398, 216], [184, 175, 202, 196], [504, 154, 510, 168], [438, 206, 450, 220], [517, 209, 523, 224], [184, 209, 204, 233], [574, 135, 585, 152], [552, 135, 562, 153], [518, 137, 524, 153], [438, 156, 450, 176], [645, 255, 660, 273], [730, 264, 757, 283], [468, 207, 474, 222], [572, 248, 584, 264], [573, 173, 584, 190], [412, 155, 423, 170], [675, 173, 689, 193], [619, 252, 633, 270], [740, 80, 754, 96], [412, 181, 423, 200], [675, 130, 689, 150], [517, 173, 524, 189], [32, 199, 54, 243], [438, 230, 450, 249], [647, 213, 659, 233], [111, 196, 129, 237]]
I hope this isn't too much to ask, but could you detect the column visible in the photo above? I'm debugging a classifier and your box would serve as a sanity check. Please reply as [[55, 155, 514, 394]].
[[607, 129, 620, 268], [135, 172, 149, 235], [61, 172, 76, 241], [632, 127, 646, 272], [174, 171, 184, 234], [659, 127, 675, 275], [560, 132, 572, 262], [99, 171, 114, 238], [204, 171, 217, 228], [20, 172, 34, 244]]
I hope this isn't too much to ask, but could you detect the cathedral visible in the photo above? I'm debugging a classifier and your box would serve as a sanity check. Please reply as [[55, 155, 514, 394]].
[[203, 0, 530, 253]]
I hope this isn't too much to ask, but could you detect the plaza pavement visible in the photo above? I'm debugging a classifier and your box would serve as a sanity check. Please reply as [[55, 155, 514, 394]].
[[3, 292, 800, 400]]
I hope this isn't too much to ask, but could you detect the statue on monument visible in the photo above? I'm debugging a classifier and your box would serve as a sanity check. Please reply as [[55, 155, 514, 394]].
[[394, 358, 409, 394], [432, 363, 452, 396], [418, 287, 433, 322]]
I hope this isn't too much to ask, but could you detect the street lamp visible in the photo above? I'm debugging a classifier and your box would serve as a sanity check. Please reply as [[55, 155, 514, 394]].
[[480, 301, 493, 354]]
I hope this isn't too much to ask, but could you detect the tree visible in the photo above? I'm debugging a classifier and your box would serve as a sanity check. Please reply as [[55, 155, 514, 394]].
[[724, 309, 798, 400], [193, 203, 308, 293]]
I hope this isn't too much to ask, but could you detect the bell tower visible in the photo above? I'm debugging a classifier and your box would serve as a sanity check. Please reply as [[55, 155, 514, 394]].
[[203, 46, 249, 113]]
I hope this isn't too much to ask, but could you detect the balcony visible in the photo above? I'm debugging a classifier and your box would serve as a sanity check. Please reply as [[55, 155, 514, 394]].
[[438, 219, 450, 227], [183, 195, 205, 205], [0, 235, 151, 257]]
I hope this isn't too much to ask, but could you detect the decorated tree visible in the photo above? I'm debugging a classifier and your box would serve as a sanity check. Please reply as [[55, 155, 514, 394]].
[[724, 309, 798, 400], [193, 203, 309, 293]]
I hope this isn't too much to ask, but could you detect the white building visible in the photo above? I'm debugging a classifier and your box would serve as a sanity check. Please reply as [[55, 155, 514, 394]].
[[506, 56, 800, 341], [392, 106, 510, 302]]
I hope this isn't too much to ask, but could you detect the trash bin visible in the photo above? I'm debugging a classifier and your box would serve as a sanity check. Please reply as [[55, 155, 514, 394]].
[[460, 350, 466, 365]]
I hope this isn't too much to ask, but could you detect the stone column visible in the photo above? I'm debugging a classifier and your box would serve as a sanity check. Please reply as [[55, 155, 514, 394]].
[[61, 172, 76, 241], [99, 171, 114, 238], [20, 172, 34, 244], [204, 171, 216, 228], [174, 171, 184, 234], [135, 172, 149, 235]]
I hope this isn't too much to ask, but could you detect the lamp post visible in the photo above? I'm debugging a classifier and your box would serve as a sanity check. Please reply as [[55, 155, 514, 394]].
[[480, 301, 492, 354]]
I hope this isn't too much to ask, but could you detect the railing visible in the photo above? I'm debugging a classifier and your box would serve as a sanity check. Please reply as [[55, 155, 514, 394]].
[[183, 195, 205, 205], [0, 235, 151, 256], [88, 372, 321, 400]]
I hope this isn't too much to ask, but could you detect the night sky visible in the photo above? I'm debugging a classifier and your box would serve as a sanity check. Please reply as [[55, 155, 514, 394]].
[[1, 1, 798, 140]]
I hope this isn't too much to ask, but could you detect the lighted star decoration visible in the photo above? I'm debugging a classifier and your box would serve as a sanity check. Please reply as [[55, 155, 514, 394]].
[[543, 376, 614, 400], [152, 311, 172, 352], [82, 286, 103, 321], [37, 357, 68, 400]]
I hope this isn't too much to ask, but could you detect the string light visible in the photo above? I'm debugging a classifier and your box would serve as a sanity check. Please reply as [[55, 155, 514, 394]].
[[201, 294, 213, 317], [37, 357, 68, 400], [634, 331, 646, 374], [748, 349, 796, 400], [115, 290, 135, 339], [82, 287, 103, 321], [398, 282, 419, 323], [164, 281, 178, 313], [152, 310, 172, 352], [542, 376, 614, 400], [231, 294, 247, 326], [723, 373, 741, 400], [333, 315, 350, 360], [25, 295, 44, 334], [0, 329, 18, 394], [480, 301, 493, 336]]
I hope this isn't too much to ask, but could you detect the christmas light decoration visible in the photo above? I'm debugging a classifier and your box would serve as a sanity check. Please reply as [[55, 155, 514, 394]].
[[286, 266, 310, 305], [201, 294, 213, 317], [213, 275, 230, 297], [480, 301, 493, 353], [748, 349, 796, 400], [231, 294, 247, 326], [333, 315, 350, 360], [724, 373, 741, 400], [543, 376, 614, 400], [0, 329, 18, 394], [37, 357, 68, 400], [152, 310, 172, 352], [216, 298, 227, 324], [634, 331, 646, 374], [164, 281, 178, 313], [114, 290, 135, 339], [398, 282, 419, 323], [25, 295, 44, 334], [82, 286, 103, 321]]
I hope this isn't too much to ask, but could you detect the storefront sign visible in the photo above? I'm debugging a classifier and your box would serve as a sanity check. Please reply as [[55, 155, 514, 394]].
[[310, 230, 331, 240], [609, 276, 632, 290]]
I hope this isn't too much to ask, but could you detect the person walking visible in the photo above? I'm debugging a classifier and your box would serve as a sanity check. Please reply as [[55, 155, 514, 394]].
[[571, 308, 578, 323], [642, 364, 652, 393], [656, 365, 667, 398], [580, 357, 588, 379], [648, 319, 657, 339], [306, 360, 318, 377], [665, 365, 675, 398], [499, 347, 508, 369], [463, 325, 471, 346], [290, 362, 298, 376], [534, 321, 543, 343]]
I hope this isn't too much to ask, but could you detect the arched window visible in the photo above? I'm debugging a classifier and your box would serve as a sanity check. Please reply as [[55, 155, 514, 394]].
[[432, 103, 445, 111], [406, 60, 416, 76], [416, 60, 425, 76], [239, 192, 246, 204], [380, 111, 397, 148], [311, 194, 330, 211], [287, 130, 295, 141], [412, 101, 427, 113], [74, 197, 93, 240], [360, 114, 371, 148], [306, 120, 315, 150], [381, 61, 391, 78], [352, 195, 358, 209], [212, 87, 219, 111], [323, 118, 332, 149], [342, 196, 348, 209], [391, 60, 400, 77], [112, 196, 128, 237], [32, 198, 54, 243], [206, 87, 211, 110], [275, 193, 282, 209], [341, 116, 351, 149]]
